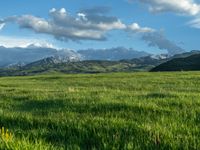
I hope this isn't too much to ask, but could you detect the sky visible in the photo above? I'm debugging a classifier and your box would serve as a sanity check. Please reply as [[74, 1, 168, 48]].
[[0, 0, 200, 55]]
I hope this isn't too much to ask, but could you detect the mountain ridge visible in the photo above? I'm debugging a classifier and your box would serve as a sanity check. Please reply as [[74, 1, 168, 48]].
[[0, 45, 152, 67]]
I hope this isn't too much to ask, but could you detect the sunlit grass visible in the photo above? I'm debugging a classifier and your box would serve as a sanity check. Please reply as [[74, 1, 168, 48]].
[[0, 72, 200, 149]]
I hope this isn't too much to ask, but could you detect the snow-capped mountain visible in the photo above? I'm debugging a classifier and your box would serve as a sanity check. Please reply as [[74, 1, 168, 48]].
[[0, 45, 81, 67]]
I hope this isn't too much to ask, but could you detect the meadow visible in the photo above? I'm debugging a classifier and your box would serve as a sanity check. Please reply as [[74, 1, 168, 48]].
[[0, 72, 200, 149]]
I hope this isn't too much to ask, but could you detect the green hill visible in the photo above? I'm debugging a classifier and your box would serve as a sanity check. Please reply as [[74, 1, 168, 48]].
[[151, 54, 200, 72]]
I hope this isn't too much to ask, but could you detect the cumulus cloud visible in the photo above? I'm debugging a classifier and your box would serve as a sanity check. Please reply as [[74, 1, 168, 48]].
[[1, 7, 159, 41], [0, 7, 184, 55], [142, 32, 185, 56], [49, 7, 126, 31], [1, 8, 127, 41]]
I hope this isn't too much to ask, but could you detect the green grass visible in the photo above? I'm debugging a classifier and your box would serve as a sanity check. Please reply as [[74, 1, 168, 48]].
[[0, 72, 200, 149]]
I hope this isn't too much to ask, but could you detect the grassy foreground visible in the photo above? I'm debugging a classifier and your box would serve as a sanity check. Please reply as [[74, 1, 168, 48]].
[[0, 72, 200, 149]]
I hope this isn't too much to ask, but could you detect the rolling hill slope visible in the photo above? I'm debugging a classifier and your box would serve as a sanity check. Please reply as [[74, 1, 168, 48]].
[[151, 54, 200, 71]]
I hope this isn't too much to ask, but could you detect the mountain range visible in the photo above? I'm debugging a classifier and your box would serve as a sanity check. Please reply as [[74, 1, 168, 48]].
[[0, 45, 150, 68], [0, 44, 200, 76]]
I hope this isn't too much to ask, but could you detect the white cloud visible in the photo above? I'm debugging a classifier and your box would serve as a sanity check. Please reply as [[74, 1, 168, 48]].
[[127, 23, 155, 33], [0, 36, 55, 48], [0, 8, 127, 41], [188, 17, 200, 28], [77, 13, 87, 21], [137, 0, 200, 16], [129, 0, 200, 29], [49, 8, 56, 13], [0, 7, 184, 55], [1, 8, 155, 41], [60, 8, 67, 14], [0, 23, 5, 30]]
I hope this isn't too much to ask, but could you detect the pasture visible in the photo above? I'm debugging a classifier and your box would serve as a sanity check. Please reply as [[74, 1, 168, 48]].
[[0, 72, 200, 149]]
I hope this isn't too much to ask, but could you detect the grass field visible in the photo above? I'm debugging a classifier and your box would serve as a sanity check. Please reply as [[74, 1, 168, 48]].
[[0, 72, 200, 149]]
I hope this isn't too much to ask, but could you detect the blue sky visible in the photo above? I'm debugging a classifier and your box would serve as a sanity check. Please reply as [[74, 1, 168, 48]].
[[0, 0, 200, 54]]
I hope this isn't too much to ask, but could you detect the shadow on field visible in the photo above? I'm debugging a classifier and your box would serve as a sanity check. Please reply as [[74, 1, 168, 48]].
[[67, 103, 172, 118], [143, 92, 178, 99], [16, 99, 65, 112], [13, 96, 30, 101], [196, 112, 200, 124], [14, 98, 172, 119], [29, 76, 65, 81]]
